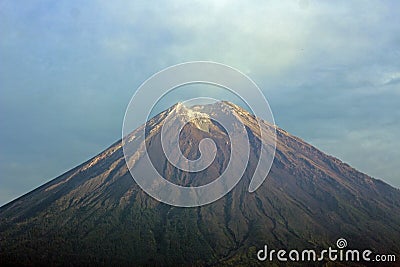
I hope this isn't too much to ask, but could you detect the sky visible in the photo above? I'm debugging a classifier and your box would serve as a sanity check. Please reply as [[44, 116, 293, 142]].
[[1, 0, 400, 206]]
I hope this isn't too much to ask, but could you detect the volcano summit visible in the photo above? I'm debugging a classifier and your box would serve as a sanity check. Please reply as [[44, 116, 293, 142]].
[[1, 102, 399, 266]]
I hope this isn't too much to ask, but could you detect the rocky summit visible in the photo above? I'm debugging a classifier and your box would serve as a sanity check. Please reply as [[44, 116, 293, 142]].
[[1, 102, 399, 266]]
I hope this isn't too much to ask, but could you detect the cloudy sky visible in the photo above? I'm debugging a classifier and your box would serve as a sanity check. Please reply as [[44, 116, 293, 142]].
[[1, 0, 399, 206]]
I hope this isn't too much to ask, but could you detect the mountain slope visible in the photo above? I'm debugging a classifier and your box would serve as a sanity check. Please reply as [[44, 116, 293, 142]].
[[1, 102, 399, 266]]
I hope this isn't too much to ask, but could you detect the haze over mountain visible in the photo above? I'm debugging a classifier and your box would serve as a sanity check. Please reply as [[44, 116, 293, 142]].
[[1, 102, 399, 266]]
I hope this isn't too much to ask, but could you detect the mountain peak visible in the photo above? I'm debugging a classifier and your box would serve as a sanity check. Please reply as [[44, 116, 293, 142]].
[[169, 102, 212, 132], [1, 102, 400, 266]]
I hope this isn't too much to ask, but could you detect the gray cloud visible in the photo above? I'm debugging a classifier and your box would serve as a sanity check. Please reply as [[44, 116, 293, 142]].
[[1, 0, 399, 205]]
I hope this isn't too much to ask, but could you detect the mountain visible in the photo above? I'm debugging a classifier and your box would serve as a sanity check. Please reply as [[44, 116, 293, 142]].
[[1, 102, 399, 266]]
